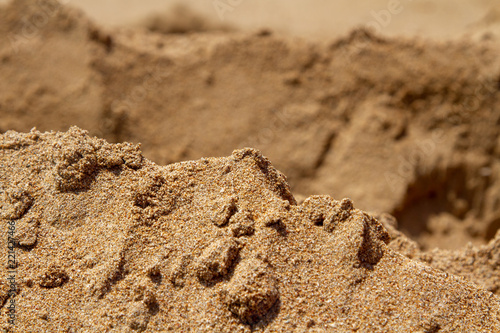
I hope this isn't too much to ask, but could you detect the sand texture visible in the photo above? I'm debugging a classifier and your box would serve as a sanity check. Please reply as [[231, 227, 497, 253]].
[[2, 0, 500, 331], [0, 127, 498, 332], [3, 0, 500, 252]]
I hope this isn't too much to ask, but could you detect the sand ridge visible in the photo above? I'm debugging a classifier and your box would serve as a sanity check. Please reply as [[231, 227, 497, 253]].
[[0, 127, 499, 332], [1, 0, 500, 331], [2, 0, 500, 251]]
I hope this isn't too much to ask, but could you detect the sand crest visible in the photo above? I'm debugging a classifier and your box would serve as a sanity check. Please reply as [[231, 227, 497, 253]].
[[0, 127, 499, 332], [2, 0, 500, 331]]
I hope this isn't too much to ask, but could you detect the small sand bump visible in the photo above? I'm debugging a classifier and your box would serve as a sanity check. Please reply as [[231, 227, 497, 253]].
[[231, 148, 296, 205], [53, 127, 144, 191], [301, 196, 356, 233], [211, 196, 238, 227], [222, 258, 279, 324], [195, 236, 241, 283], [0, 129, 39, 149], [351, 212, 390, 266], [167, 254, 191, 287], [112, 142, 143, 170], [229, 210, 255, 237], [133, 173, 176, 224], [324, 198, 354, 233], [15, 217, 39, 248], [212, 196, 238, 227], [127, 301, 151, 331], [339, 198, 354, 212], [0, 187, 33, 220], [53, 128, 100, 191], [38, 265, 69, 288], [145, 256, 167, 283], [261, 209, 285, 227]]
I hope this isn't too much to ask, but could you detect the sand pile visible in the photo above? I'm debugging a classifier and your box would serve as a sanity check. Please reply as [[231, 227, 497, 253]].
[[2, 0, 500, 331], [2, 1, 500, 252], [0, 127, 499, 332]]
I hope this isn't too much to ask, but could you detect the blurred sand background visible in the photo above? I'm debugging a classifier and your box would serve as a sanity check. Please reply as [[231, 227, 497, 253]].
[[2, 0, 499, 39]]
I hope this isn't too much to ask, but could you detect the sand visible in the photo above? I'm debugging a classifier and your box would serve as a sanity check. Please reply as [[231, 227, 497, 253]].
[[0, 127, 499, 332], [1, 0, 500, 332]]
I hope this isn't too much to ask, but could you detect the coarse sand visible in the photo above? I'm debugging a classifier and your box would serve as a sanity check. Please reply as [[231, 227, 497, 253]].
[[3, 0, 500, 253], [0, 127, 499, 332], [1, 0, 500, 331]]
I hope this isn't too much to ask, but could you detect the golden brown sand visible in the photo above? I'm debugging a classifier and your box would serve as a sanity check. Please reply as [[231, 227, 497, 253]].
[[0, 127, 499, 332], [2, 0, 500, 331], [3, 0, 500, 252]]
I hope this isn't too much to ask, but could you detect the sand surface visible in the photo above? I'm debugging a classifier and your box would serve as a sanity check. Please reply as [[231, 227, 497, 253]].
[[1, 127, 500, 332], [1, 0, 500, 331]]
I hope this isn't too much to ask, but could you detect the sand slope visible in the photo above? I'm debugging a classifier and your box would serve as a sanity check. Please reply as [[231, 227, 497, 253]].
[[2, 1, 500, 251], [0, 127, 499, 332], [1, 1, 500, 330]]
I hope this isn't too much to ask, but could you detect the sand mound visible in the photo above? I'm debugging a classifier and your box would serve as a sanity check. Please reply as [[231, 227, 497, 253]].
[[0, 127, 499, 332], [2, 1, 500, 330], [2, 1, 500, 252]]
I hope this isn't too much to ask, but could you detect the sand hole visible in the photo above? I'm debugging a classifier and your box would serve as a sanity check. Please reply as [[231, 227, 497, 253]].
[[392, 162, 495, 250]]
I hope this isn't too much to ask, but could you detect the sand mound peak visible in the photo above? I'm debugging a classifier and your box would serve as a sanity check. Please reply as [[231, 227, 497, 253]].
[[2, 0, 500, 252], [0, 128, 499, 331]]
